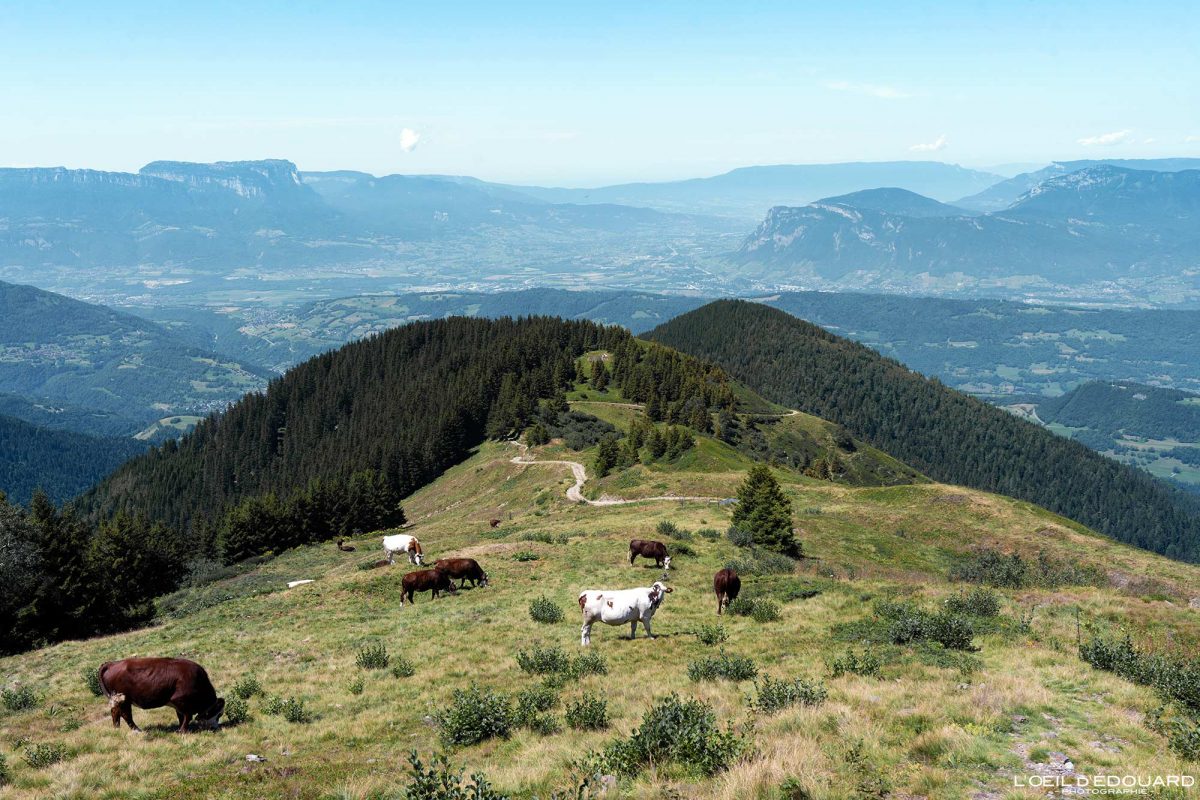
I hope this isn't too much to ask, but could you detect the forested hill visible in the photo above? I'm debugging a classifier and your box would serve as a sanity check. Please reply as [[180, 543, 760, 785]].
[[1038, 381, 1200, 442], [647, 300, 1200, 562], [0, 414, 146, 506], [83, 315, 753, 548]]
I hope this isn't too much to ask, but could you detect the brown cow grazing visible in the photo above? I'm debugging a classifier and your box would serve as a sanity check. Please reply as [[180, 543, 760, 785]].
[[98, 658, 225, 733], [336, 539, 356, 552], [629, 539, 672, 570], [401, 568, 457, 605], [489, 518, 501, 528], [713, 568, 741, 615], [433, 557, 490, 588]]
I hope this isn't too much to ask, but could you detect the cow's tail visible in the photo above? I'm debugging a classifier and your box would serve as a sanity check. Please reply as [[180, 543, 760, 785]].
[[97, 662, 125, 707]]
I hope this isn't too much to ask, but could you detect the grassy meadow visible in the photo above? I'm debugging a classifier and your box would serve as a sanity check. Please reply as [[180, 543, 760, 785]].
[[1, 403, 1198, 798]]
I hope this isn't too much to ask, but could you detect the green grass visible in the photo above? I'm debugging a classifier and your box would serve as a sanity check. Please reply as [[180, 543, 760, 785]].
[[1, 409, 1198, 798]]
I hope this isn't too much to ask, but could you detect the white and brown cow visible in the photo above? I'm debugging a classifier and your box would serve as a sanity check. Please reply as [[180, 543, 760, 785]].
[[382, 533, 424, 565], [577, 581, 673, 645]]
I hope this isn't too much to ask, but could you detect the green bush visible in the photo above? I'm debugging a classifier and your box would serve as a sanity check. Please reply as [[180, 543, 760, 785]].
[[516, 644, 573, 675], [1169, 718, 1200, 761], [1, 685, 40, 712], [513, 683, 560, 733], [223, 696, 251, 725], [348, 677, 365, 695], [943, 588, 1001, 618], [391, 657, 416, 679], [565, 693, 609, 730], [232, 673, 263, 700], [829, 649, 883, 679], [670, 542, 696, 557], [0, 753, 9, 787], [572, 650, 608, 678], [875, 600, 975, 651], [403, 751, 510, 800], [513, 551, 539, 562], [726, 526, 754, 548], [82, 667, 103, 697], [752, 675, 828, 714], [697, 528, 720, 540], [437, 684, 514, 747], [751, 599, 783, 623], [262, 695, 314, 724], [696, 623, 729, 646], [529, 595, 565, 624], [22, 742, 67, 769], [950, 548, 1103, 589], [588, 694, 749, 777], [688, 650, 758, 683], [1080, 634, 1200, 713], [657, 520, 692, 541], [356, 642, 390, 670]]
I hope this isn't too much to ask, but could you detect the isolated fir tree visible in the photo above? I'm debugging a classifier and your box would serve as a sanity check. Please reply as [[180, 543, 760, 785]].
[[733, 465, 799, 556], [594, 434, 621, 478], [591, 359, 610, 391]]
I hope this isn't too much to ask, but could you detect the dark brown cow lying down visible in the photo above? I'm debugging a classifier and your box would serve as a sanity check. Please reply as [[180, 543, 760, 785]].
[[433, 557, 490, 588], [401, 567, 457, 605], [99, 657, 225, 733]]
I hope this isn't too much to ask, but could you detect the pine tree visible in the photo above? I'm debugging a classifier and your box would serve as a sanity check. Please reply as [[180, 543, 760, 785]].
[[733, 465, 800, 556], [591, 359, 610, 391], [594, 435, 620, 478]]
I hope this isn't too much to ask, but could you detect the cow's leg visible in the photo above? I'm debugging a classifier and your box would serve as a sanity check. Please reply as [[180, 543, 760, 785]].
[[121, 702, 140, 732], [717, 593, 724, 615], [629, 551, 636, 565], [386, 548, 394, 565], [110, 702, 122, 728], [643, 616, 654, 639], [175, 707, 189, 733], [581, 618, 592, 646], [629, 620, 638, 639]]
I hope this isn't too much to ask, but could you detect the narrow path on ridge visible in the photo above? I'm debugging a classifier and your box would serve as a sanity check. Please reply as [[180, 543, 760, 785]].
[[507, 441, 733, 506]]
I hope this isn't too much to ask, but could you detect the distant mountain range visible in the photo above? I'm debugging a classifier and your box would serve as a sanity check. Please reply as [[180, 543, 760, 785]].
[[739, 165, 1200, 284], [955, 158, 1200, 211], [0, 280, 268, 432]]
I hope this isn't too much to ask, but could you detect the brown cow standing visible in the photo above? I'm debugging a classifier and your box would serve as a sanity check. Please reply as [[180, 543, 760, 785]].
[[98, 657, 225, 733], [433, 557, 490, 588], [629, 539, 671, 569], [713, 568, 741, 615], [401, 568, 457, 605], [489, 518, 501, 528]]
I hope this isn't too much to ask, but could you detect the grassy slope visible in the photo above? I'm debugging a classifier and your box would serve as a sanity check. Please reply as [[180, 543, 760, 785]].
[[2, 414, 1199, 798]]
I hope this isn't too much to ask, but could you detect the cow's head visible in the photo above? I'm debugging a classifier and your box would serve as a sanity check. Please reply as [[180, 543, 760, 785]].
[[662, 555, 672, 571], [409, 540, 424, 565], [648, 581, 674, 607], [199, 697, 225, 730], [479, 570, 490, 587]]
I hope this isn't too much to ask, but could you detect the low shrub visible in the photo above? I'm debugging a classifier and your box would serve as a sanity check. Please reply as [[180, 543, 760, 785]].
[[572, 650, 608, 678], [82, 667, 103, 697], [565, 693, 609, 730], [1169, 718, 1200, 762], [356, 642, 390, 670], [529, 595, 565, 624], [1, 685, 40, 712], [518, 531, 564, 544], [874, 600, 975, 651], [22, 741, 67, 769], [232, 673, 263, 700], [751, 599, 783, 623], [513, 683, 560, 733], [657, 520, 692, 541], [943, 588, 1001, 618], [348, 677, 365, 695], [1080, 634, 1200, 713], [752, 675, 828, 714], [697, 528, 720, 540], [262, 695, 314, 724], [727, 526, 754, 548], [391, 657, 416, 679], [437, 684, 514, 747], [585, 694, 749, 777], [513, 551, 539, 562], [0, 753, 8, 787], [223, 696, 251, 725], [950, 548, 1103, 589], [516, 644, 573, 675], [696, 623, 729, 646], [829, 649, 883, 679], [688, 650, 758, 683], [403, 751, 509, 800]]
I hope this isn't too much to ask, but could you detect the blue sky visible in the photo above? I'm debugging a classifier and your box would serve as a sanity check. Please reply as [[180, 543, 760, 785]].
[[2, 1, 1197, 185]]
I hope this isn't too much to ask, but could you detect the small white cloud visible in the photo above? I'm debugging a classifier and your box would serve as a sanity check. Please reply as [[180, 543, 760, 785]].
[[825, 80, 911, 100], [909, 134, 948, 153], [399, 127, 421, 153], [1186, 135, 1200, 143], [1078, 129, 1132, 147], [1143, 137, 1157, 144]]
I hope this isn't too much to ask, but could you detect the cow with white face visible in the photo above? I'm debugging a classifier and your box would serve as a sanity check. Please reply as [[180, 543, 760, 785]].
[[382, 533, 424, 565], [578, 581, 674, 646]]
